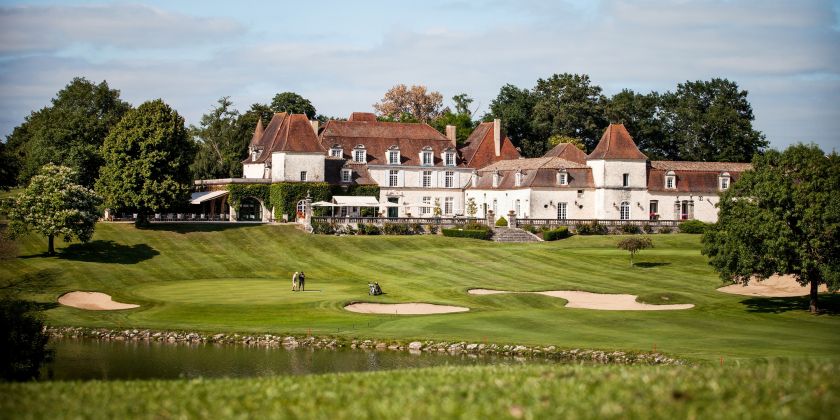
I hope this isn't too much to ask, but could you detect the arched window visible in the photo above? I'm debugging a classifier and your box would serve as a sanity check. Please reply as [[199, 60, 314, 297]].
[[620, 201, 630, 220], [665, 171, 676, 189], [719, 172, 731, 190]]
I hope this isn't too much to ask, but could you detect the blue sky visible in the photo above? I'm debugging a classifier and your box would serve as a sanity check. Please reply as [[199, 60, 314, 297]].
[[1, 0, 838, 152]]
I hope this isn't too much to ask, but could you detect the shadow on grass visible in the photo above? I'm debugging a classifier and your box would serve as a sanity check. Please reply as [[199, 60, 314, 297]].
[[634, 262, 671, 268], [142, 223, 264, 234], [742, 294, 840, 315], [58, 240, 159, 264], [0, 269, 61, 295]]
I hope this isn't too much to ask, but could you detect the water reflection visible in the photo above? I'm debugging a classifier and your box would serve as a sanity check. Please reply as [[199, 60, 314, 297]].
[[43, 339, 539, 381]]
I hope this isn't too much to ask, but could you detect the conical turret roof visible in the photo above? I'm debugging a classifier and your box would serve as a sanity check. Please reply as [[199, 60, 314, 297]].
[[587, 123, 647, 160]]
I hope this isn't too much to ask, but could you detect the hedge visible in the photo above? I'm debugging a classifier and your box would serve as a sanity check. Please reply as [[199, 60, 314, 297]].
[[269, 182, 332, 220], [442, 228, 492, 240], [543, 226, 571, 241], [679, 220, 710, 234], [575, 221, 608, 235]]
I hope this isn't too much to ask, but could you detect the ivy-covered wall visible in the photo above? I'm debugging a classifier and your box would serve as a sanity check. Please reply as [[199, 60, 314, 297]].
[[226, 184, 271, 211]]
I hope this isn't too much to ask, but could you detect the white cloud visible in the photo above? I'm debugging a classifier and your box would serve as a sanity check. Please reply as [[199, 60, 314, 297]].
[[0, 4, 243, 55]]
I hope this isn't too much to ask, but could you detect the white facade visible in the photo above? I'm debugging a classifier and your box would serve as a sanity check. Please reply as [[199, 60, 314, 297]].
[[369, 165, 473, 217], [270, 152, 325, 182]]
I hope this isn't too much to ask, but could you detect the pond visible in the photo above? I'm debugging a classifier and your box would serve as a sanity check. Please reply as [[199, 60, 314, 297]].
[[42, 339, 540, 381]]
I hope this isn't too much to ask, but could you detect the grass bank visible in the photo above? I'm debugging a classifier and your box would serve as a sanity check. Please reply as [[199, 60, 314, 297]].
[[2, 360, 837, 419], [2, 223, 838, 361]]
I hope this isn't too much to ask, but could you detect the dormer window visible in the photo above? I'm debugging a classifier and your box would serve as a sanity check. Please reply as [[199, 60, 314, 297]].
[[341, 169, 352, 183], [665, 171, 676, 189], [251, 150, 258, 161], [514, 170, 523, 187], [443, 149, 456, 167], [557, 169, 568, 186], [387, 146, 401, 165], [420, 146, 433, 166], [719, 172, 731, 190], [353, 145, 366, 163], [492, 171, 500, 188], [330, 145, 343, 158]]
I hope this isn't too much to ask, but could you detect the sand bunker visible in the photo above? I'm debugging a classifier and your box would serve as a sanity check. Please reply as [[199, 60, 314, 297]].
[[344, 302, 469, 315], [468, 289, 693, 311], [717, 275, 828, 297], [58, 292, 140, 311]]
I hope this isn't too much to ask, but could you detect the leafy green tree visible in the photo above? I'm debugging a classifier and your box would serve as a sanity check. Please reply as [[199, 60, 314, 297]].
[[0, 299, 53, 381], [531, 73, 608, 155], [702, 144, 839, 313], [606, 89, 671, 160], [191, 97, 247, 179], [547, 134, 586, 151], [432, 94, 477, 145], [3, 164, 101, 255], [373, 84, 444, 122], [617, 236, 654, 267], [452, 93, 474, 115], [96, 100, 195, 226], [485, 84, 537, 155], [661, 79, 768, 162], [0, 141, 18, 190], [270, 92, 316, 119], [4, 78, 131, 187]]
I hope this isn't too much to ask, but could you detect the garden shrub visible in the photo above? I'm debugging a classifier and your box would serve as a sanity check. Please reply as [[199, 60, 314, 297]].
[[361, 224, 381, 235], [543, 226, 571, 241], [621, 224, 642, 234], [659, 227, 673, 234], [442, 228, 492, 240], [679, 220, 710, 234], [495, 217, 508, 227], [521, 224, 538, 234], [425, 224, 438, 234], [575, 221, 608, 235], [383, 223, 413, 235], [311, 221, 336, 234], [642, 224, 654, 234]]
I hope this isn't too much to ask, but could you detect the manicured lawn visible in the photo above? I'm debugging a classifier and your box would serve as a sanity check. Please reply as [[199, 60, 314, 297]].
[[2, 360, 837, 419], [2, 223, 838, 361]]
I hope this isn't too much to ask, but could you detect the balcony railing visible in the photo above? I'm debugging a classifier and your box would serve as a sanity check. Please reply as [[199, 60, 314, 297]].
[[514, 218, 680, 228], [311, 216, 487, 227]]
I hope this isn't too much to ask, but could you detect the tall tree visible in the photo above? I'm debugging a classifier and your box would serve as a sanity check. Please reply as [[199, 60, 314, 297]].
[[0, 299, 53, 381], [432, 94, 477, 145], [531, 73, 608, 155], [0, 141, 18, 190], [270, 92, 316, 119], [373, 84, 444, 122], [4, 78, 131, 187], [485, 84, 537, 156], [661, 78, 767, 162], [702, 144, 839, 313], [191, 97, 246, 180], [96, 100, 195, 226], [3, 164, 101, 255], [606, 90, 671, 160]]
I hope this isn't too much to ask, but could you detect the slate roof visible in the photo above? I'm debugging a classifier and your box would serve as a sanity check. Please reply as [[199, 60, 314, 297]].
[[459, 122, 521, 169], [588, 123, 648, 160]]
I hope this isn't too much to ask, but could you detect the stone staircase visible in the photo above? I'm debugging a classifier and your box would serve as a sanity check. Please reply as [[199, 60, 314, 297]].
[[492, 227, 542, 243]]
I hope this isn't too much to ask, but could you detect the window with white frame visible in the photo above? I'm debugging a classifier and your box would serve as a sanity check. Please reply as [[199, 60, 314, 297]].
[[389, 170, 399, 187], [623, 173, 630, 187], [492, 199, 497, 214], [719, 172, 730, 190], [558, 171, 568, 185], [444, 197, 454, 215], [492, 172, 500, 188], [330, 147, 343, 158], [557, 202, 567, 220], [353, 147, 366, 163], [444, 151, 455, 167], [421, 196, 431, 215], [421, 149, 433, 166], [620, 201, 630, 220], [665, 171, 676, 189], [388, 147, 400, 165], [341, 169, 352, 183], [515, 171, 522, 187], [422, 170, 432, 188], [444, 171, 454, 188], [515, 199, 521, 216]]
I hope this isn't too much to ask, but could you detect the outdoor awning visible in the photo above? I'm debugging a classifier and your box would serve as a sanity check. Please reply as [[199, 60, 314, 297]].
[[332, 196, 380, 207], [311, 201, 338, 207], [189, 190, 228, 204]]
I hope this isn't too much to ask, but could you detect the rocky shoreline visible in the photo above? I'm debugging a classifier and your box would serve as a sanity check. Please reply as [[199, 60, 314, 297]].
[[46, 326, 684, 365]]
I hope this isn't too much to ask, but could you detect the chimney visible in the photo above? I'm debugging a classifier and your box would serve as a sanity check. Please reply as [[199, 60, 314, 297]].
[[445, 125, 457, 146], [310, 120, 319, 135], [493, 118, 501, 156]]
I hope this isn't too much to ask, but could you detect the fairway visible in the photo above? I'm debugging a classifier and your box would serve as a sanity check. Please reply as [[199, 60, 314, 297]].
[[2, 223, 838, 361]]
